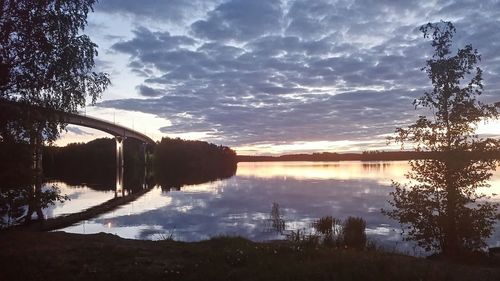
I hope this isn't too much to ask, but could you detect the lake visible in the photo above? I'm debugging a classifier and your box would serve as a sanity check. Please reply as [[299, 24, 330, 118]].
[[40, 161, 500, 253]]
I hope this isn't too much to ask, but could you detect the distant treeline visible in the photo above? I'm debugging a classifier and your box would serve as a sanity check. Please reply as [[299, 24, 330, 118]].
[[154, 137, 237, 188], [43, 138, 147, 189], [41, 137, 237, 190], [237, 150, 500, 162]]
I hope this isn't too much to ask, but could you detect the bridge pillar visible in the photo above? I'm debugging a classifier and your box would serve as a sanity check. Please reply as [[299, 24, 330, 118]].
[[116, 136, 124, 169], [115, 136, 125, 197]]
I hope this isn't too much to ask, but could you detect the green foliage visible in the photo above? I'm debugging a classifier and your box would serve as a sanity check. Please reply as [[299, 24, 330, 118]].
[[0, 0, 110, 143], [385, 21, 499, 256]]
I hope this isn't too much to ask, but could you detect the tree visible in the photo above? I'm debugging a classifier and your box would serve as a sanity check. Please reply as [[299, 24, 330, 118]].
[[383, 21, 499, 256], [0, 1, 109, 223], [0, 0, 110, 144]]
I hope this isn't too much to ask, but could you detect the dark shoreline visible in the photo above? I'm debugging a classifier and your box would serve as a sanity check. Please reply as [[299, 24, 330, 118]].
[[237, 150, 500, 162], [1, 231, 500, 281]]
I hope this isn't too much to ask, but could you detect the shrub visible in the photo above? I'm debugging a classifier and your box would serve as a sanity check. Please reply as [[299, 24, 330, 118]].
[[342, 217, 367, 250], [313, 216, 342, 247]]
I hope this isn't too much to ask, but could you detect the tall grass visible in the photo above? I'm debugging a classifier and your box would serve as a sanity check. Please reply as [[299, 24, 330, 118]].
[[287, 215, 368, 250], [342, 216, 367, 250]]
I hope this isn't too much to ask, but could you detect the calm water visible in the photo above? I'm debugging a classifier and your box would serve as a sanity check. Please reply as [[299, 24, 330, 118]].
[[48, 161, 500, 253]]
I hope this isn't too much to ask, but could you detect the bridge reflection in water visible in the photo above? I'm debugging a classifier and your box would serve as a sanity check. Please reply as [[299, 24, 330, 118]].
[[2, 164, 155, 232]]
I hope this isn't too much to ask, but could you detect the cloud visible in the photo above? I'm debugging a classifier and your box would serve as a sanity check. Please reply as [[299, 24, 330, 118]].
[[95, 0, 221, 23], [191, 0, 283, 41], [92, 174, 404, 242], [66, 126, 92, 136], [94, 0, 500, 150], [136, 84, 165, 97], [112, 27, 197, 56], [99, 88, 420, 147]]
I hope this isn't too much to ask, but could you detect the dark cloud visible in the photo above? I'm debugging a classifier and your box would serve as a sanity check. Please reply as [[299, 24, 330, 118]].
[[95, 0, 500, 149], [112, 27, 197, 56], [136, 84, 164, 97], [66, 126, 92, 136], [191, 0, 283, 41], [99, 88, 420, 146], [284, 0, 337, 39], [95, 0, 220, 23]]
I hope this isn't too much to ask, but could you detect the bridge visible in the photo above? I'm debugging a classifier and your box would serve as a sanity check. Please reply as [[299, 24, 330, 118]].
[[54, 105, 155, 186], [0, 99, 156, 175], [0, 99, 159, 230]]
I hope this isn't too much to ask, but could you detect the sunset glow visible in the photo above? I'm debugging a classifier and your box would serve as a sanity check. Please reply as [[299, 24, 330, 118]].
[[236, 161, 409, 184]]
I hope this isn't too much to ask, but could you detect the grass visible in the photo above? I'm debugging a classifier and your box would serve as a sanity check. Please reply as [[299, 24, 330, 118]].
[[0, 231, 499, 281]]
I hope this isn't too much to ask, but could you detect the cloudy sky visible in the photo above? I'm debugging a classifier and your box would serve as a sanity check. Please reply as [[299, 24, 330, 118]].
[[58, 0, 500, 155]]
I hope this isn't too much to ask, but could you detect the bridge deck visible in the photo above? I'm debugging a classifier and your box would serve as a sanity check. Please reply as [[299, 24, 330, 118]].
[[61, 111, 155, 144], [0, 99, 155, 144]]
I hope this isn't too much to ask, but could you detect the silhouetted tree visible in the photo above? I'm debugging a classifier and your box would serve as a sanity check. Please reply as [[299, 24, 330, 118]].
[[384, 21, 499, 256], [0, 0, 109, 182]]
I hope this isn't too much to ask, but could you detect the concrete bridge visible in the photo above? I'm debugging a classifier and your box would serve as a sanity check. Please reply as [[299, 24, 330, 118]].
[[1, 99, 159, 229], [54, 106, 156, 190], [0, 99, 156, 174]]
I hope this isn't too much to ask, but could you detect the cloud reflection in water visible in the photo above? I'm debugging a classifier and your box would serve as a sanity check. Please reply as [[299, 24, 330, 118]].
[[60, 161, 500, 251]]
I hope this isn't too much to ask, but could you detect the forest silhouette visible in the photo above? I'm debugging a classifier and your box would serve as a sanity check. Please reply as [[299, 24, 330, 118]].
[[0, 137, 237, 228]]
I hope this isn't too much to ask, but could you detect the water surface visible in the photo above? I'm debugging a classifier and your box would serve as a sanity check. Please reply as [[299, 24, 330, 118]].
[[54, 161, 500, 253]]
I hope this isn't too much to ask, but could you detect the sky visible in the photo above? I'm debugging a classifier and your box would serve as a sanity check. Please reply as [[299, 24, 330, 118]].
[[57, 0, 500, 155]]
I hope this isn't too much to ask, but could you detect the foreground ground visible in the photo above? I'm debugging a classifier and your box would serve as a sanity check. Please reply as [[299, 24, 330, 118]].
[[0, 231, 499, 281]]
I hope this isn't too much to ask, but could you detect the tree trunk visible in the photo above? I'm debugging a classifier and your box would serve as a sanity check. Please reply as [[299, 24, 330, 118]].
[[443, 159, 459, 257]]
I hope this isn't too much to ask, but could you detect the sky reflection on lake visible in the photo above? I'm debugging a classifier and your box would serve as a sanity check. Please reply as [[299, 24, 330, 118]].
[[59, 161, 500, 253], [44, 182, 115, 218]]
